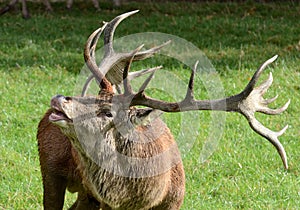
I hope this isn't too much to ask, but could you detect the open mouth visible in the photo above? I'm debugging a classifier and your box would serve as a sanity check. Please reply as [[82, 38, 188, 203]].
[[49, 109, 71, 122], [49, 95, 73, 124]]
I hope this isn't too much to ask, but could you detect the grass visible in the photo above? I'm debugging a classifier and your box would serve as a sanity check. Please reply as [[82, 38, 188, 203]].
[[0, 1, 299, 209]]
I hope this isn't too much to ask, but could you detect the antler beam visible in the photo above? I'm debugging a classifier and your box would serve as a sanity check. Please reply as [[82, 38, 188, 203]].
[[119, 52, 290, 169]]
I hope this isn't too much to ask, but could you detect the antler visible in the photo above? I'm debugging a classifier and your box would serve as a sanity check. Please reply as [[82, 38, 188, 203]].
[[118, 53, 290, 169], [82, 10, 170, 96], [84, 22, 113, 93]]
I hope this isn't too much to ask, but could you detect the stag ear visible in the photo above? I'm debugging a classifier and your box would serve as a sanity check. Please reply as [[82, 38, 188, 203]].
[[131, 108, 163, 126]]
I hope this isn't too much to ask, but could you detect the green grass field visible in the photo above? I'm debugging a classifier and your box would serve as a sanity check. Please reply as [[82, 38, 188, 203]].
[[0, 1, 299, 209]]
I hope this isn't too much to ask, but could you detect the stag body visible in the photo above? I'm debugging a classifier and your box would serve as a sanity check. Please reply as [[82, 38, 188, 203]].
[[42, 94, 185, 209], [38, 11, 289, 210], [39, 96, 185, 209]]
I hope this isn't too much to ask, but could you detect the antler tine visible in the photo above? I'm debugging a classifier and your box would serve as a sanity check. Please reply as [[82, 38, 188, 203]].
[[90, 22, 108, 59], [184, 60, 198, 101], [103, 10, 139, 57], [82, 22, 108, 96], [123, 44, 144, 96], [264, 95, 279, 105], [128, 66, 163, 81], [84, 22, 113, 92], [133, 40, 172, 61], [84, 26, 105, 81], [136, 66, 163, 94], [242, 55, 278, 98], [137, 72, 156, 95], [259, 100, 290, 115], [243, 111, 289, 169]]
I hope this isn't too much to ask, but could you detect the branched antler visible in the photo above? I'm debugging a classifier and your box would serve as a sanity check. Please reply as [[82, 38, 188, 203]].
[[116, 52, 290, 169], [238, 56, 290, 169], [82, 10, 170, 96]]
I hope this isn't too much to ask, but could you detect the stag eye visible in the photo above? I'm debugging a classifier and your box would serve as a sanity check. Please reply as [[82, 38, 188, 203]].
[[97, 110, 113, 118], [105, 112, 113, 118]]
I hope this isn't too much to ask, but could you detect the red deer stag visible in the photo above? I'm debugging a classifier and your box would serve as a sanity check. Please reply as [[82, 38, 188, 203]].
[[37, 10, 290, 210]]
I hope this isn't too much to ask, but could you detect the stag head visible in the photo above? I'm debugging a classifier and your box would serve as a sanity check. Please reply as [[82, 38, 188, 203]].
[[49, 10, 290, 172]]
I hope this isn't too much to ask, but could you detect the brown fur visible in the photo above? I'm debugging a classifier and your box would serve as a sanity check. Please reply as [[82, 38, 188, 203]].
[[38, 110, 100, 209], [37, 95, 185, 209]]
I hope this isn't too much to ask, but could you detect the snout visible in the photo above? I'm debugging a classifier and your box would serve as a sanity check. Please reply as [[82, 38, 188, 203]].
[[51, 95, 72, 110], [49, 95, 73, 124]]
